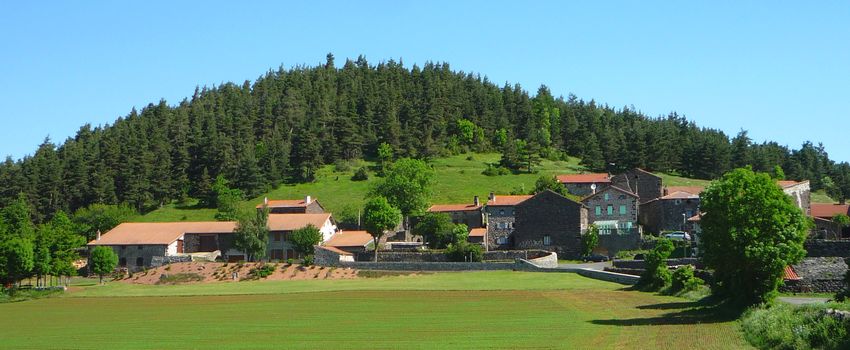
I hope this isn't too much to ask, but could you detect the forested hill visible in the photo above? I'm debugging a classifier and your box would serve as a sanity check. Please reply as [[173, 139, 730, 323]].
[[2, 54, 848, 222]]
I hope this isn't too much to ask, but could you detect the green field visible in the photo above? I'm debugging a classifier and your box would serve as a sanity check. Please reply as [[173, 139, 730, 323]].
[[0, 271, 750, 349]]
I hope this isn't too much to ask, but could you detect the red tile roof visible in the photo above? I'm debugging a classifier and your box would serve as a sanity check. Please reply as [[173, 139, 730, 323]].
[[316, 245, 353, 256], [687, 214, 701, 222], [783, 265, 801, 281], [486, 195, 533, 206], [428, 204, 482, 212], [469, 227, 487, 237], [777, 180, 801, 188], [556, 173, 611, 184], [325, 230, 373, 248], [256, 199, 315, 209], [88, 221, 238, 246], [660, 191, 700, 200], [267, 213, 332, 231], [811, 203, 850, 219]]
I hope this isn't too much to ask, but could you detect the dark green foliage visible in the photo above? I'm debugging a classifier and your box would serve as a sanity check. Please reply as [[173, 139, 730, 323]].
[[89, 246, 118, 284], [370, 158, 434, 219], [670, 265, 704, 293], [0, 238, 34, 286], [351, 167, 369, 181], [157, 273, 204, 284], [639, 238, 674, 290], [742, 303, 850, 350], [701, 168, 809, 307], [581, 224, 600, 257], [246, 264, 275, 280], [212, 175, 243, 221], [290, 224, 322, 256], [301, 255, 314, 267], [533, 175, 568, 196], [72, 204, 135, 241], [412, 212, 455, 249], [446, 241, 483, 262], [233, 206, 269, 262], [0, 56, 847, 224]]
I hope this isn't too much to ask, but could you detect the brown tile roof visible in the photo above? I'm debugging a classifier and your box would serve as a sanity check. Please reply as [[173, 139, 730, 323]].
[[316, 245, 353, 256], [581, 185, 638, 201], [267, 213, 332, 231], [660, 191, 700, 200], [428, 204, 482, 212], [556, 173, 611, 184], [811, 203, 850, 218], [469, 227, 487, 237], [777, 180, 800, 188], [88, 221, 238, 246], [256, 199, 315, 209], [325, 230, 373, 248], [666, 186, 704, 195], [486, 195, 533, 206], [687, 214, 702, 222]]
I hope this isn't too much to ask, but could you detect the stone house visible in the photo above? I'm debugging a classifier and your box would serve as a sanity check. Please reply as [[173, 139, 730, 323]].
[[581, 185, 639, 235], [639, 188, 701, 234], [611, 168, 663, 204], [484, 193, 533, 250], [87, 221, 238, 271], [779, 180, 812, 216], [556, 173, 611, 197], [266, 213, 337, 261], [427, 197, 485, 229], [512, 190, 588, 259], [811, 203, 850, 239], [258, 195, 325, 214]]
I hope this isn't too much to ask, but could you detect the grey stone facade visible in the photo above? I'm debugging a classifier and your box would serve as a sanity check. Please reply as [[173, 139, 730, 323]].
[[805, 240, 850, 257], [639, 197, 700, 234], [565, 183, 599, 197], [486, 205, 518, 250], [184, 233, 237, 256], [512, 190, 588, 260], [101, 245, 166, 271], [611, 168, 663, 204], [582, 186, 639, 234]]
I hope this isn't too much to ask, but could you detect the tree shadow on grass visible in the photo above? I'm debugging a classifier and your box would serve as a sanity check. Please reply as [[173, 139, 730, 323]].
[[591, 297, 743, 326]]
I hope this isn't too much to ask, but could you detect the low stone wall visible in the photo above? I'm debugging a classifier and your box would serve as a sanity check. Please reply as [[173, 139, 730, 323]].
[[612, 258, 701, 269], [355, 250, 551, 263], [781, 257, 848, 293], [805, 240, 850, 257], [150, 255, 191, 267], [576, 269, 639, 285], [527, 251, 558, 268], [337, 261, 519, 271]]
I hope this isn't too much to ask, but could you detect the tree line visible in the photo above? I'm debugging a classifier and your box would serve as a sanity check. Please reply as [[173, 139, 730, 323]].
[[2, 53, 850, 226]]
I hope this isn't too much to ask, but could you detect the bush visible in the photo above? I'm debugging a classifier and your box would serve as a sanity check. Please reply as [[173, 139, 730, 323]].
[[639, 238, 674, 290], [157, 273, 204, 285], [302, 255, 314, 266], [482, 164, 511, 176], [247, 264, 275, 279], [615, 250, 648, 260], [742, 303, 850, 350], [445, 242, 483, 262], [352, 167, 369, 181], [334, 159, 352, 172], [285, 258, 294, 265], [670, 265, 704, 293]]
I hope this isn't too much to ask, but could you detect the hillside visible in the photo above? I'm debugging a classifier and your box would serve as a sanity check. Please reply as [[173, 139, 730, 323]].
[[134, 152, 829, 223]]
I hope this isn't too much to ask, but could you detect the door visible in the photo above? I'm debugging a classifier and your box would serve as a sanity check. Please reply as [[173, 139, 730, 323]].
[[177, 239, 184, 253], [199, 235, 217, 252]]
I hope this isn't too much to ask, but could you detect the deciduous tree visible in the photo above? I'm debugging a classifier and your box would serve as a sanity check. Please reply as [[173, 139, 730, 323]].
[[362, 196, 400, 262]]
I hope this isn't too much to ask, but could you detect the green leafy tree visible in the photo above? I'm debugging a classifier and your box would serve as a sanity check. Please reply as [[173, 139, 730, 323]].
[[233, 206, 269, 262], [212, 175, 244, 221], [455, 119, 477, 146], [771, 165, 786, 180], [533, 175, 568, 196], [370, 158, 434, 229], [700, 168, 809, 306], [412, 212, 455, 249], [2, 193, 35, 239], [45, 211, 86, 285], [32, 232, 52, 287], [89, 245, 117, 284], [451, 224, 469, 245], [362, 196, 401, 262], [377, 142, 394, 175], [290, 224, 323, 257], [639, 238, 674, 290], [0, 237, 34, 287], [581, 224, 600, 257], [73, 204, 136, 241]]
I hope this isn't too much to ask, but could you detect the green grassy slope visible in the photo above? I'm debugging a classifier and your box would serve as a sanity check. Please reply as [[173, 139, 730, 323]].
[[133, 152, 834, 222], [0, 272, 749, 349]]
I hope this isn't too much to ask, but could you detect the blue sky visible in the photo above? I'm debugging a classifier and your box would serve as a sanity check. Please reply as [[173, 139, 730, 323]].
[[1, 1, 848, 162]]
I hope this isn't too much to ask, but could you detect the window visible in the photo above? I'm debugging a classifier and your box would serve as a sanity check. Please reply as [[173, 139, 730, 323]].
[[618, 195, 626, 200], [135, 257, 144, 266], [137, 245, 143, 250], [595, 206, 602, 216], [604, 193, 610, 201], [497, 237, 508, 245], [499, 209, 505, 215], [607, 205, 613, 215], [675, 199, 682, 205], [274, 232, 281, 242], [543, 235, 551, 246], [619, 205, 627, 215]]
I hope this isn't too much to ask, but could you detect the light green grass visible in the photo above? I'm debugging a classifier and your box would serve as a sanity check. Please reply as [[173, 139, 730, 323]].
[[0, 271, 749, 349]]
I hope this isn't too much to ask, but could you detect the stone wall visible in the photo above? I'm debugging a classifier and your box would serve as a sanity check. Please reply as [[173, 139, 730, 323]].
[[100, 245, 167, 269], [576, 269, 639, 285], [805, 240, 850, 257], [612, 258, 701, 269], [337, 261, 519, 271], [150, 255, 192, 267], [355, 250, 552, 263], [597, 233, 642, 257], [314, 246, 343, 266]]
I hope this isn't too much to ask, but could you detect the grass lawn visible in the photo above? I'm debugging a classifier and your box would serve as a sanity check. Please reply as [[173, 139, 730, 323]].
[[0, 271, 750, 349]]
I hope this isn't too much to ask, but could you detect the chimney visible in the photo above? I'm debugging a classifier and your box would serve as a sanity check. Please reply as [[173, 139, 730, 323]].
[[305, 195, 312, 204], [96, 230, 101, 241], [489, 192, 495, 203], [473, 196, 480, 207], [663, 187, 669, 196], [263, 197, 269, 206]]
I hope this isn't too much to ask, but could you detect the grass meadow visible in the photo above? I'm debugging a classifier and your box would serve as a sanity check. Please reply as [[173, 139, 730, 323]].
[[0, 271, 750, 349]]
